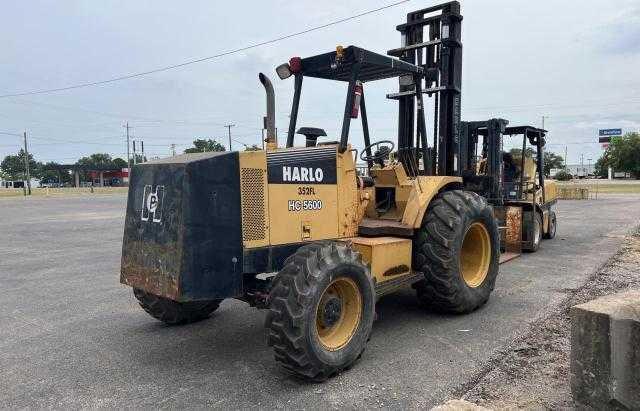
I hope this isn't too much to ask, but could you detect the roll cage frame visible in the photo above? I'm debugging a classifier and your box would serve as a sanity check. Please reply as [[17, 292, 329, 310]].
[[460, 121, 548, 205], [283, 2, 463, 178]]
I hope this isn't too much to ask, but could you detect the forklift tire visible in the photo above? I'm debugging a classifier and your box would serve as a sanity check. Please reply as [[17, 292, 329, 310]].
[[133, 288, 222, 325], [265, 241, 375, 381], [543, 210, 556, 239], [412, 190, 500, 314], [524, 212, 543, 252]]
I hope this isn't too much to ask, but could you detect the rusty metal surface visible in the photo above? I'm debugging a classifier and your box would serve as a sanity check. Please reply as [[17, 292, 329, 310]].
[[504, 206, 522, 255], [120, 240, 181, 301]]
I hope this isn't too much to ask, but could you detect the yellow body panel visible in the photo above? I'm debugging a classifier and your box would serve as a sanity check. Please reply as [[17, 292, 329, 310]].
[[401, 175, 462, 228], [336, 149, 362, 238], [370, 163, 409, 187], [349, 236, 412, 284], [544, 180, 558, 203], [513, 155, 537, 183], [268, 184, 339, 245], [242, 144, 363, 247]]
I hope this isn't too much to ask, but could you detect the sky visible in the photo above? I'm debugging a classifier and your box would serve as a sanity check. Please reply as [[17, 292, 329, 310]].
[[1, 0, 639, 167]]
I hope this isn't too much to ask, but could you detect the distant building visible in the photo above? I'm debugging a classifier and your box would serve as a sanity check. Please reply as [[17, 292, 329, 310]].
[[87, 168, 129, 186], [566, 164, 595, 178], [41, 165, 130, 187], [1, 179, 25, 189]]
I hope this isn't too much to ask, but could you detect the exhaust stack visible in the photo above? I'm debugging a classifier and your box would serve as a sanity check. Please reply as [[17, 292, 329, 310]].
[[259, 73, 277, 150]]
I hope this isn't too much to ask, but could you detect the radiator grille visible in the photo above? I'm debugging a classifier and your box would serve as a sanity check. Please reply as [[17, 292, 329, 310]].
[[240, 168, 266, 242]]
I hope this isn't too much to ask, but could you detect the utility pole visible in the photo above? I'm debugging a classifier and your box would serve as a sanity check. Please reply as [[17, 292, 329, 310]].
[[132, 140, 137, 165], [125, 122, 131, 170], [141, 140, 144, 163], [564, 146, 568, 170], [224, 124, 235, 151], [170, 144, 176, 156], [23, 131, 31, 195], [541, 115, 549, 130]]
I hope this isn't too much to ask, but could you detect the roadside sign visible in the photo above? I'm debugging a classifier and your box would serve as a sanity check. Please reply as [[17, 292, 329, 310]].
[[599, 128, 622, 136], [599, 136, 611, 143], [601, 143, 609, 149]]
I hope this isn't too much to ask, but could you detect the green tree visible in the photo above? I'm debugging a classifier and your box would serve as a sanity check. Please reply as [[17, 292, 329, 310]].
[[76, 153, 114, 168], [555, 170, 572, 181], [606, 132, 640, 179], [543, 151, 564, 177], [39, 162, 72, 185], [184, 139, 226, 153], [1, 149, 39, 180], [594, 154, 609, 178], [75, 153, 117, 183], [112, 157, 127, 169]]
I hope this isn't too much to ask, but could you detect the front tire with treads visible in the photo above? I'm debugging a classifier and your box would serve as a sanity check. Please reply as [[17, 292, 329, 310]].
[[412, 190, 500, 314], [265, 241, 375, 381]]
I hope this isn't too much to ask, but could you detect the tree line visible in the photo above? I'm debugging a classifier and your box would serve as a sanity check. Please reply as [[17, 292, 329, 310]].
[[594, 132, 640, 179], [0, 138, 259, 184], [0, 150, 131, 184]]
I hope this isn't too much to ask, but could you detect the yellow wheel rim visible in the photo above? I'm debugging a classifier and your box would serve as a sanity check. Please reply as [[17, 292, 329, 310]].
[[460, 222, 491, 288], [316, 277, 362, 351]]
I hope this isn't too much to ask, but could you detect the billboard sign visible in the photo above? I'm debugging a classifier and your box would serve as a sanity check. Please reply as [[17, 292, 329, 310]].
[[599, 128, 622, 136]]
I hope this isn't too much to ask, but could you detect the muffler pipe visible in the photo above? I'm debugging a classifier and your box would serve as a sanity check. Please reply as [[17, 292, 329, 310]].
[[259, 73, 276, 150]]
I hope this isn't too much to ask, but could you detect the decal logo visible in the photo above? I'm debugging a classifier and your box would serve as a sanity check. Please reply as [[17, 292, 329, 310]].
[[282, 166, 324, 183], [141, 185, 165, 223], [288, 199, 323, 211]]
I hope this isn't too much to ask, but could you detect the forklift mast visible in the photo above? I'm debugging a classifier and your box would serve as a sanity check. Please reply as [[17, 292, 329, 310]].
[[388, 1, 463, 177]]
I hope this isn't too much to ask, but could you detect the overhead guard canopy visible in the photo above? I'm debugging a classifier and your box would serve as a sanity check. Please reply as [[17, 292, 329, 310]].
[[298, 46, 423, 82]]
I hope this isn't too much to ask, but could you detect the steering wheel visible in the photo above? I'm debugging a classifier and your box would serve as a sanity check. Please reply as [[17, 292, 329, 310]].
[[360, 140, 395, 162]]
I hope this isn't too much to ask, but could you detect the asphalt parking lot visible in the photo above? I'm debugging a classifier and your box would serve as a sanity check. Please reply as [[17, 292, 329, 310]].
[[1, 194, 639, 409]]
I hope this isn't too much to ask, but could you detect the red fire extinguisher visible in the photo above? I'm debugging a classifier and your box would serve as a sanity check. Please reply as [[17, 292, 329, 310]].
[[351, 81, 363, 119]]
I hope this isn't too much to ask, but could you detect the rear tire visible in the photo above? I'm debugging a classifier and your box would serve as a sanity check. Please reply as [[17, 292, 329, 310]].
[[265, 241, 375, 381], [412, 190, 500, 314], [133, 288, 222, 325], [524, 212, 543, 252], [543, 210, 556, 239]]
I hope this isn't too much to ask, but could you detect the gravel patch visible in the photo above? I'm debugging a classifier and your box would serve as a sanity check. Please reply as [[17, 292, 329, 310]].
[[457, 228, 640, 410]]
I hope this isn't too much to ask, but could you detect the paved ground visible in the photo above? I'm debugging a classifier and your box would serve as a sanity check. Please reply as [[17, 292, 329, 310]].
[[1, 194, 639, 409]]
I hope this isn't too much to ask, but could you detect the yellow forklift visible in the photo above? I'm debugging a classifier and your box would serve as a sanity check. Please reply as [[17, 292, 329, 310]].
[[121, 2, 502, 380], [461, 120, 558, 256]]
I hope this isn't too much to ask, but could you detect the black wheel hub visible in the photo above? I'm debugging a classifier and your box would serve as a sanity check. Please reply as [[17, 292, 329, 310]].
[[320, 296, 342, 327]]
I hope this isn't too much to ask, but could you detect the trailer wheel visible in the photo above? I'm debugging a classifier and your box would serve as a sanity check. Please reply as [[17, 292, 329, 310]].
[[133, 288, 222, 325], [265, 241, 375, 381], [543, 210, 556, 239], [412, 190, 500, 314]]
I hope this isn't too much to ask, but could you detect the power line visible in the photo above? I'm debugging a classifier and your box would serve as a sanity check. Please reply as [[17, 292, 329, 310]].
[[4, 98, 265, 131], [0, 131, 22, 137], [0, 0, 413, 99]]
